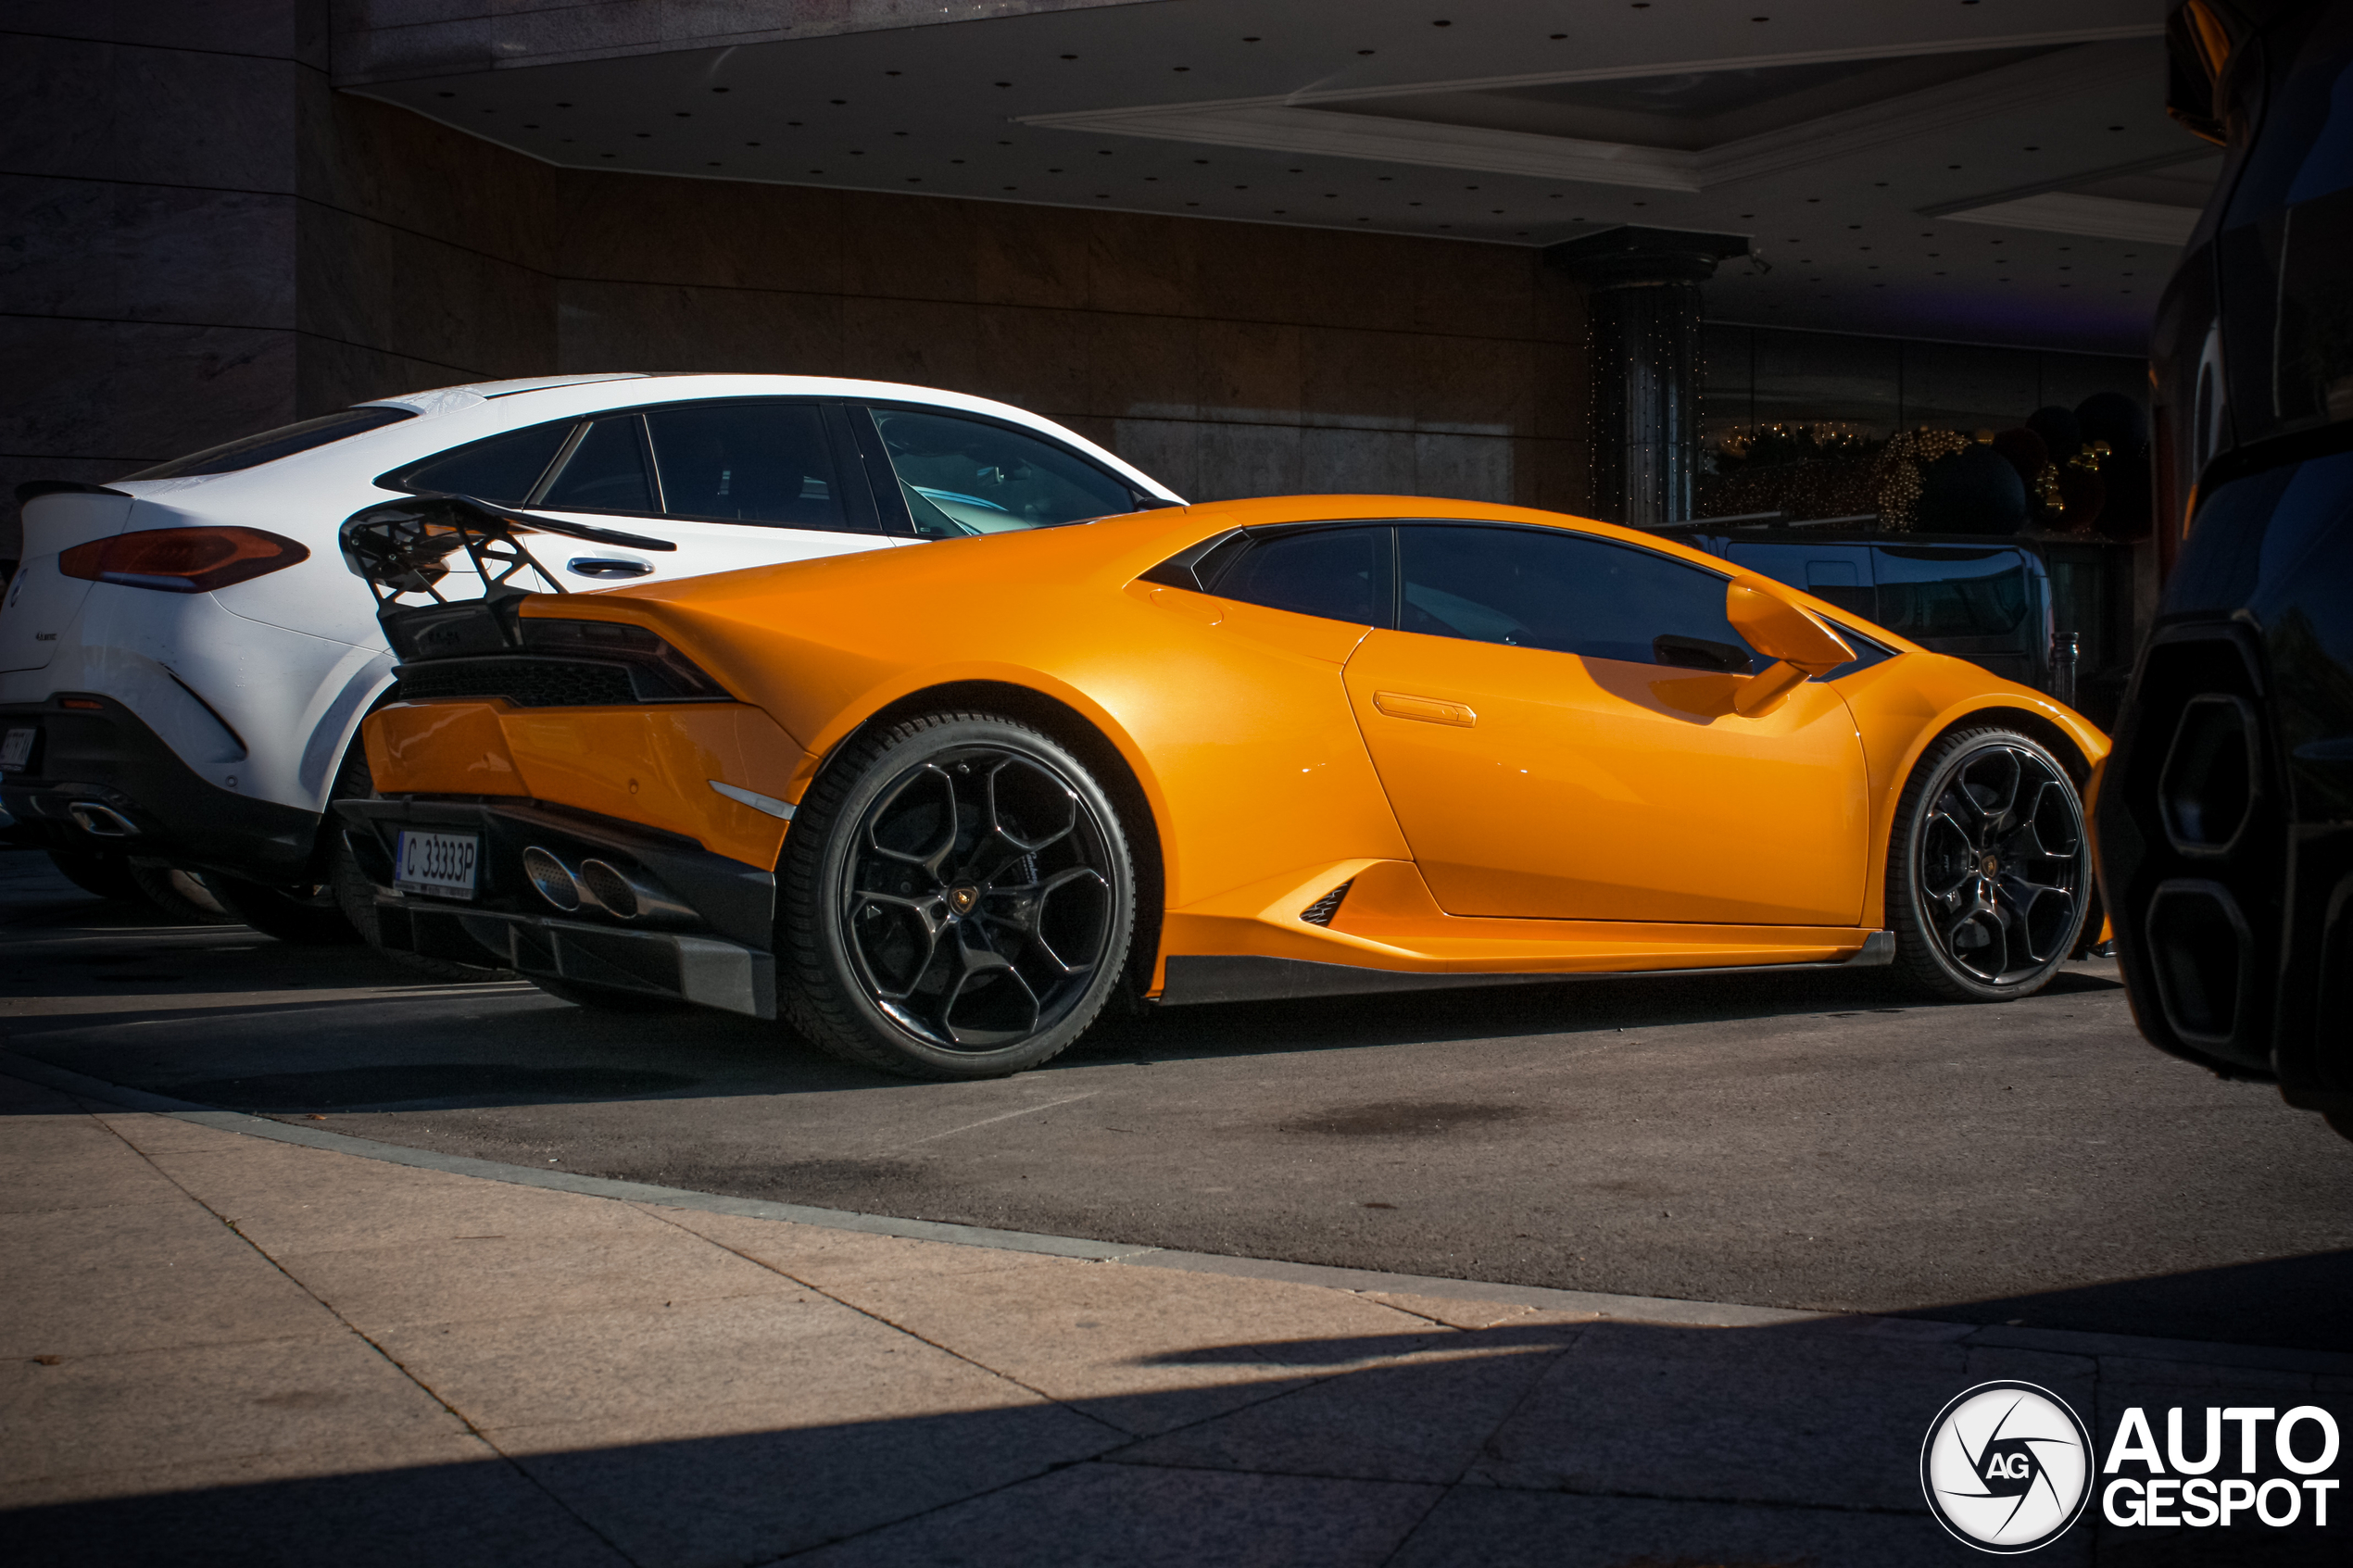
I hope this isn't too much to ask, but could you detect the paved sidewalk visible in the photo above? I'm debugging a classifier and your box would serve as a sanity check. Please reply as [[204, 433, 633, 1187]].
[[4, 1068, 2345, 1567]]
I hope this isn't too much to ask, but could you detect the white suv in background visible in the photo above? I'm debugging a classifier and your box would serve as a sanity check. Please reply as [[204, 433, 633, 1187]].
[[0, 373, 1180, 949]]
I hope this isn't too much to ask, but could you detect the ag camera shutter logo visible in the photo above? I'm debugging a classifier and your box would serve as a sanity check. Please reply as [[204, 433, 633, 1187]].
[[1921, 1381, 2094, 1552]]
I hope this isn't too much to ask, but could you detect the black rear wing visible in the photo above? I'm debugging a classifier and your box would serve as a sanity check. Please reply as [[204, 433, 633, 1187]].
[[339, 494, 673, 662]]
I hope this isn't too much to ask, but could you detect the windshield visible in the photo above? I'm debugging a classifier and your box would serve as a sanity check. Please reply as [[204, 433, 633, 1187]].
[[871, 408, 1138, 535]]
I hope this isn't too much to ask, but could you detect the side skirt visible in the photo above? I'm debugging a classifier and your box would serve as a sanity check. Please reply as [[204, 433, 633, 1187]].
[[1157, 931, 1895, 1007]]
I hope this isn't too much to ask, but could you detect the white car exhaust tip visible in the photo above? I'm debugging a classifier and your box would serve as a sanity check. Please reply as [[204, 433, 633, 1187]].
[[67, 803, 138, 838]]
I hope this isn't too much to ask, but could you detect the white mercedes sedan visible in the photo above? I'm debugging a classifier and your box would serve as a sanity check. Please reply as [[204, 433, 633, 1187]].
[[0, 373, 1179, 954]]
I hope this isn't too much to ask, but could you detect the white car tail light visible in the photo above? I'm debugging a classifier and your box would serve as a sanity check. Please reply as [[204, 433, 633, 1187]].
[[59, 526, 310, 594]]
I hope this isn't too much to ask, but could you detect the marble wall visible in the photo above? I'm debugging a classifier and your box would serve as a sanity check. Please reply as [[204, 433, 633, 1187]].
[[4, 14, 1589, 561], [287, 87, 1591, 517], [2, 6, 323, 556]]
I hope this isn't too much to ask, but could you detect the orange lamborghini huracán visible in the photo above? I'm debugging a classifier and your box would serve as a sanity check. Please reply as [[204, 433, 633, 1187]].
[[338, 495, 2108, 1078]]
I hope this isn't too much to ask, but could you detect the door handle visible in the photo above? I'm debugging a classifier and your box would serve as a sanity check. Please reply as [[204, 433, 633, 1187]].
[[1373, 691, 1477, 727], [567, 557, 653, 579]]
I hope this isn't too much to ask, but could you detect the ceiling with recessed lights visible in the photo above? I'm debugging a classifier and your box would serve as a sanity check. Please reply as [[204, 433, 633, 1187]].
[[336, 0, 2211, 355]]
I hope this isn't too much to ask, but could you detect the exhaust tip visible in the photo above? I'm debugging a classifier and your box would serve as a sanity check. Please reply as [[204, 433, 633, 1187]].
[[577, 859, 638, 921], [2145, 878, 2254, 1053], [522, 847, 581, 912], [67, 803, 137, 838]]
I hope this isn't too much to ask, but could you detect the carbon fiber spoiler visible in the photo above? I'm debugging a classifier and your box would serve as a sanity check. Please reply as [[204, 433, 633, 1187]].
[[339, 493, 676, 661]]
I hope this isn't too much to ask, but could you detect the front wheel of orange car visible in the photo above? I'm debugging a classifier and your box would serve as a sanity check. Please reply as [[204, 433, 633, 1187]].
[[778, 711, 1136, 1080], [1888, 727, 2091, 1003]]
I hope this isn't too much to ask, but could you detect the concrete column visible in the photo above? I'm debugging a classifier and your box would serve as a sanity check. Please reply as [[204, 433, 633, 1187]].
[[1546, 227, 1748, 529]]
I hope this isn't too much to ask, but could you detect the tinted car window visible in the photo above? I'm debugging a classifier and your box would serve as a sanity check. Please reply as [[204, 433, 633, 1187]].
[[1872, 547, 2029, 637], [392, 420, 574, 505], [537, 415, 655, 514], [1208, 526, 1391, 624], [124, 406, 417, 481], [871, 408, 1135, 535], [645, 403, 856, 530], [1398, 524, 1760, 670]]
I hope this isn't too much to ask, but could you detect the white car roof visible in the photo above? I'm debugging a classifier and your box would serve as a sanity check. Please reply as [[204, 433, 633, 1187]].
[[116, 374, 1181, 504]]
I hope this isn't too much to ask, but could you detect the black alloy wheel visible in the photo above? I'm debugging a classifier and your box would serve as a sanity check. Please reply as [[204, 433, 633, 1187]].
[[780, 711, 1133, 1079], [1890, 728, 2091, 1001]]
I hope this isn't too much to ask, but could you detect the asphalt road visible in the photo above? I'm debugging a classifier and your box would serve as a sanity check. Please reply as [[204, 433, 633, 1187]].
[[6, 849, 2348, 1351]]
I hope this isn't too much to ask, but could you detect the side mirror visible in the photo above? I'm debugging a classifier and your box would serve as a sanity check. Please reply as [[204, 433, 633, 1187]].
[[1724, 580, 1854, 716], [1726, 580, 1854, 671]]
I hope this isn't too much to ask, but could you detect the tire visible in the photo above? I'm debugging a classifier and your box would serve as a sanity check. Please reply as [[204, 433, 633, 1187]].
[[46, 848, 143, 902], [127, 862, 243, 925], [327, 744, 515, 980], [779, 710, 1136, 1080], [205, 875, 363, 946], [1888, 727, 2093, 1002], [528, 976, 696, 1013]]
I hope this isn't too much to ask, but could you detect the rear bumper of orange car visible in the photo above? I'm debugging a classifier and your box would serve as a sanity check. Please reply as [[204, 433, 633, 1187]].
[[338, 792, 782, 1016], [349, 696, 806, 1015]]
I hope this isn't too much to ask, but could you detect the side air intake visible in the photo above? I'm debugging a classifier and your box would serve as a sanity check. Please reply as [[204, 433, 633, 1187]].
[[1300, 881, 1353, 927]]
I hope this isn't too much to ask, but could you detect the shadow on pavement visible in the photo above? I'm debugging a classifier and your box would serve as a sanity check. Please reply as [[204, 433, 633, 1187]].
[[6, 1314, 2337, 1568]]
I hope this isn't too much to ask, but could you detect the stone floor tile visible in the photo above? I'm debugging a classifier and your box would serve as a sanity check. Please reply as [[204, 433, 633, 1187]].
[[0, 1429, 495, 1509], [377, 1290, 1049, 1442], [0, 1333, 472, 1483], [90, 1110, 261, 1154], [791, 1247, 1448, 1436], [636, 1203, 1039, 1287], [510, 1402, 1121, 1568], [0, 1115, 182, 1212], [1364, 1290, 1605, 1332], [794, 1460, 1443, 1568], [1107, 1332, 1579, 1483], [1466, 1320, 2036, 1512], [154, 1145, 651, 1252], [3, 1202, 336, 1357], [273, 1219, 790, 1330], [2, 1439, 628, 1568], [1385, 1486, 2054, 1568]]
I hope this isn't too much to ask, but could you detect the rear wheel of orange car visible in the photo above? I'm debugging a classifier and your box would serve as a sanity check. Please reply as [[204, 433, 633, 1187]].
[[1888, 726, 2092, 1003], [778, 711, 1136, 1079]]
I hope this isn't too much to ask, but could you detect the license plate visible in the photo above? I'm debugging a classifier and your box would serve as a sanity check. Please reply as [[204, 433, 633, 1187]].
[[395, 830, 479, 897], [0, 727, 32, 772]]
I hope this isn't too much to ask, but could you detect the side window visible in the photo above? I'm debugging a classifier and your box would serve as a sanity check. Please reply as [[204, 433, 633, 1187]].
[[1207, 526, 1391, 624], [644, 403, 858, 531], [391, 420, 575, 505], [536, 415, 655, 514], [869, 408, 1135, 535], [1397, 524, 1761, 671]]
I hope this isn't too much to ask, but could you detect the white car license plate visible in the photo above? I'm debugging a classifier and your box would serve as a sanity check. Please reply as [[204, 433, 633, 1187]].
[[395, 830, 480, 898], [0, 727, 33, 772]]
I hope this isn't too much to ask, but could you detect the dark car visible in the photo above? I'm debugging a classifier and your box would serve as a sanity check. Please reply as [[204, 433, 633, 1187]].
[[2095, 0, 2353, 1142], [1663, 525, 2134, 728]]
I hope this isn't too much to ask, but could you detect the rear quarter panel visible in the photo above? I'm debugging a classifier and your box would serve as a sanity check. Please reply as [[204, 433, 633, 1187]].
[[572, 510, 1414, 909]]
